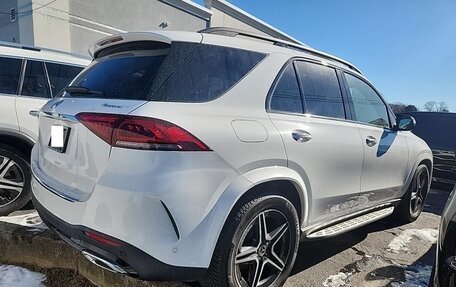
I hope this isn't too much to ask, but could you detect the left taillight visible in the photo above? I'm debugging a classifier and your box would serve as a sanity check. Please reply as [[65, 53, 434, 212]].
[[76, 113, 211, 151]]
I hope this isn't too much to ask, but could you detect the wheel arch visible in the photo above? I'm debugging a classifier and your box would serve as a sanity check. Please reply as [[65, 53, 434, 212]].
[[0, 129, 35, 161]]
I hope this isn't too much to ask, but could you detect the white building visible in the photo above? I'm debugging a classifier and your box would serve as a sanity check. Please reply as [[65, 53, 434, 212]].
[[0, 0, 302, 56]]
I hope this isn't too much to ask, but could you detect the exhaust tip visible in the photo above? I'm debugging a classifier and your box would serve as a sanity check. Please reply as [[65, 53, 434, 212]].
[[82, 250, 127, 274]]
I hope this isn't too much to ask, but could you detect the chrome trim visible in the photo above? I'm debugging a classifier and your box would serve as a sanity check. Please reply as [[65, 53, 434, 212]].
[[82, 251, 127, 274], [31, 163, 77, 202], [40, 110, 78, 123]]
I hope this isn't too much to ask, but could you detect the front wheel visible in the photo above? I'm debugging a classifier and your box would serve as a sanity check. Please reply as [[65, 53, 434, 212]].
[[393, 164, 430, 223], [202, 195, 300, 287]]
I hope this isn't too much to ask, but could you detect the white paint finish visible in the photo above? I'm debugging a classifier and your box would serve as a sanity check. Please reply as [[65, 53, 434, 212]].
[[270, 113, 364, 224], [231, 120, 268, 142], [0, 94, 18, 131], [15, 96, 49, 140]]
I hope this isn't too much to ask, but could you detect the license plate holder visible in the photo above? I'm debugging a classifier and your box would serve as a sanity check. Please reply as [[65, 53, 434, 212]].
[[48, 125, 71, 153]]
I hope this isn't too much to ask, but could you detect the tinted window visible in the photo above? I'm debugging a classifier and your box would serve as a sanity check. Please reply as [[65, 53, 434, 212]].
[[296, 61, 345, 119], [22, 60, 50, 98], [269, 63, 303, 113], [345, 73, 390, 128], [46, 63, 83, 96], [151, 44, 265, 102], [0, 57, 21, 95]]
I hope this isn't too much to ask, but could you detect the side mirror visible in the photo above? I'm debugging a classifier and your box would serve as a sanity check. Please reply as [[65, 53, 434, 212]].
[[394, 115, 416, 131]]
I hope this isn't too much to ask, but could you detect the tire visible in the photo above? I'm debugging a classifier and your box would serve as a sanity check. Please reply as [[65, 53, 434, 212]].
[[201, 195, 300, 287], [0, 145, 32, 216], [393, 164, 430, 223]]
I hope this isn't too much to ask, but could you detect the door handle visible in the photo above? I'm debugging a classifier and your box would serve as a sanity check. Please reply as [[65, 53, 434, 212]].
[[29, 110, 39, 118], [292, 130, 312, 143], [366, 136, 377, 147]]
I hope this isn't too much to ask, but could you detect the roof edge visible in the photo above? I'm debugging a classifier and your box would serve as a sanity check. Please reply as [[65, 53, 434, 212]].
[[206, 0, 304, 45], [161, 0, 213, 20]]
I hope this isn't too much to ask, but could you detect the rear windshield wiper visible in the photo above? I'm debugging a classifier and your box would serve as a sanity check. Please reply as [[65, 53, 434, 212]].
[[65, 86, 104, 95]]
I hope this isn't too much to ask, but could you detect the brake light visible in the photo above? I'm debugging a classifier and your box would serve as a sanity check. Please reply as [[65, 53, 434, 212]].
[[76, 113, 211, 151], [84, 230, 122, 247]]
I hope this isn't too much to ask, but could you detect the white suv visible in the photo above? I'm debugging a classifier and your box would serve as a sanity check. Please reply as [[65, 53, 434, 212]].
[[31, 29, 432, 287], [0, 42, 89, 215]]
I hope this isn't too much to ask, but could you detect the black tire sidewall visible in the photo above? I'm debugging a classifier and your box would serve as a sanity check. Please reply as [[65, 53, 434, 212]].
[[227, 196, 300, 287], [398, 164, 429, 222], [0, 146, 32, 216]]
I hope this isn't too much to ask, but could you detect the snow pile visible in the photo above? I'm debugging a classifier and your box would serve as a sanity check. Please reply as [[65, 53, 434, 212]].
[[391, 263, 433, 287], [388, 229, 438, 253], [0, 265, 45, 287], [323, 272, 351, 287], [0, 211, 47, 230]]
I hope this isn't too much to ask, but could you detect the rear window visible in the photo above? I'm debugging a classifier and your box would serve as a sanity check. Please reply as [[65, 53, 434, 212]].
[[45, 63, 83, 96], [66, 42, 265, 102]]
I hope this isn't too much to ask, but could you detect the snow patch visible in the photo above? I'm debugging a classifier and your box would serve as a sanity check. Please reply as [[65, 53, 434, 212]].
[[0, 211, 47, 230], [388, 229, 438, 253], [391, 263, 433, 287], [323, 272, 351, 287], [0, 265, 45, 287]]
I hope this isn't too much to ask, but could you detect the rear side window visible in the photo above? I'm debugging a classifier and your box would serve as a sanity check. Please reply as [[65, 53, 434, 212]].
[[21, 60, 50, 98], [0, 57, 21, 95], [345, 73, 390, 128], [46, 63, 83, 96], [295, 61, 345, 119], [151, 44, 265, 102], [269, 63, 303, 114]]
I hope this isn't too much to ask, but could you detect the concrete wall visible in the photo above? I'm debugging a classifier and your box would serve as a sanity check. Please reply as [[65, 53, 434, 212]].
[[210, 6, 268, 36], [0, 0, 21, 43]]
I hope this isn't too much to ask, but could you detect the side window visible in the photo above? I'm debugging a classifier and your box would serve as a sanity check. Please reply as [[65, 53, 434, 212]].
[[269, 63, 303, 114], [345, 73, 390, 128], [295, 61, 345, 119], [0, 57, 22, 95], [21, 60, 50, 98], [45, 63, 83, 96]]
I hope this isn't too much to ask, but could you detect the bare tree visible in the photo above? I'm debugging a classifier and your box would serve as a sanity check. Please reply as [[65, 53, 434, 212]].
[[404, 105, 418, 112], [437, 101, 449, 112], [389, 102, 406, 114], [423, 101, 437, 112]]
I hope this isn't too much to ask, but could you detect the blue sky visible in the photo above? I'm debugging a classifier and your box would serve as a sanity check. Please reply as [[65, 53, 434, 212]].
[[210, 1, 456, 111]]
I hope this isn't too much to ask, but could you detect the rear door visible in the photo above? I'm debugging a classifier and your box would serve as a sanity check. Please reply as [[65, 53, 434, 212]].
[[0, 56, 22, 131], [268, 60, 364, 225], [343, 72, 409, 211]]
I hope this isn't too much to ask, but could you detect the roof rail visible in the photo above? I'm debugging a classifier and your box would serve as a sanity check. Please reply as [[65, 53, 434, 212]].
[[0, 40, 90, 60], [198, 27, 362, 74]]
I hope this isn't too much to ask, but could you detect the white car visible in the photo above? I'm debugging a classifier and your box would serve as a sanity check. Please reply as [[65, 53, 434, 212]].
[[0, 42, 90, 215], [31, 29, 432, 287]]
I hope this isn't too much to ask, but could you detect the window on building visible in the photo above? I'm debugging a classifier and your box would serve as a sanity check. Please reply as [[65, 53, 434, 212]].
[[45, 63, 83, 96], [345, 73, 390, 128], [269, 63, 303, 114], [0, 57, 21, 95], [295, 61, 345, 119], [21, 60, 50, 98]]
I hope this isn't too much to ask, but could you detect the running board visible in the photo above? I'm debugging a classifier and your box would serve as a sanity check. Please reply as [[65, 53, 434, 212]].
[[307, 206, 395, 239]]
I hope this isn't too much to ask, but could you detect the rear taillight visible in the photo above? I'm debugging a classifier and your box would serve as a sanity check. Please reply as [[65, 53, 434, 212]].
[[76, 113, 211, 151]]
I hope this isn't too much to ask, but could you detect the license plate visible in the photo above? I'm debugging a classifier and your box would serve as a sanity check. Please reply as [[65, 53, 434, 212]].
[[48, 125, 70, 153]]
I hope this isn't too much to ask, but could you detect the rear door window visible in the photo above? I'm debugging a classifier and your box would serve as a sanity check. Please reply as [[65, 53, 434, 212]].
[[0, 57, 22, 95], [268, 63, 303, 114], [21, 60, 50, 98], [45, 63, 83, 96], [295, 61, 345, 119]]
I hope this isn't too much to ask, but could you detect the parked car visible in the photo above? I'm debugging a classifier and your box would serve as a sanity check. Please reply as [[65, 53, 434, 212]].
[[399, 112, 456, 191], [432, 185, 456, 286], [0, 41, 90, 215], [31, 28, 433, 287]]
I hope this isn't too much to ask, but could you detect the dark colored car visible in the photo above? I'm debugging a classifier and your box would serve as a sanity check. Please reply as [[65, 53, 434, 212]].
[[432, 185, 456, 286], [399, 112, 456, 190]]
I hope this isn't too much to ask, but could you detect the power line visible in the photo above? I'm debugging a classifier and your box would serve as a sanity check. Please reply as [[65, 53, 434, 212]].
[[0, 0, 57, 15]]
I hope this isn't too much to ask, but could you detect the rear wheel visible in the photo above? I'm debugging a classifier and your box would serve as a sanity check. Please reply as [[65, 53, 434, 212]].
[[0, 146, 32, 216], [202, 195, 300, 287], [393, 164, 430, 223]]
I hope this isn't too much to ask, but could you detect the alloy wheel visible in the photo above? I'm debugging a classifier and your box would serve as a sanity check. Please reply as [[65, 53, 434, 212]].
[[410, 168, 429, 215], [0, 156, 25, 207], [233, 209, 291, 287]]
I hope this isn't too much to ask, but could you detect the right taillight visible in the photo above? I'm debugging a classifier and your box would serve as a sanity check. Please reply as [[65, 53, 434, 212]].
[[76, 113, 211, 151]]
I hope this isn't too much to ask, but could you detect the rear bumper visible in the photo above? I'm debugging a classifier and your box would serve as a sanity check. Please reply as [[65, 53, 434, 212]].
[[33, 195, 206, 281]]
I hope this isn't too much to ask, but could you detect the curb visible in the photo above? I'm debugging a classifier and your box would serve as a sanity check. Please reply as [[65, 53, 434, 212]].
[[0, 221, 188, 287]]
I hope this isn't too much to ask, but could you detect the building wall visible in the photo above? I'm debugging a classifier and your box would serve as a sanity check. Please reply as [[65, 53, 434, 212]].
[[210, 6, 268, 36], [0, 0, 21, 43]]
